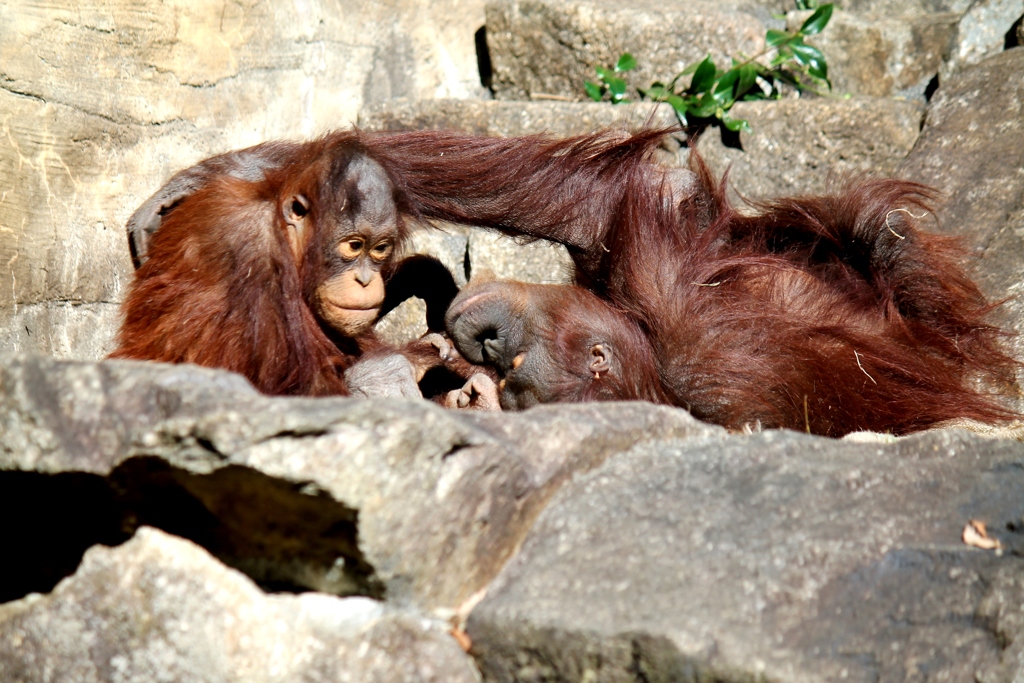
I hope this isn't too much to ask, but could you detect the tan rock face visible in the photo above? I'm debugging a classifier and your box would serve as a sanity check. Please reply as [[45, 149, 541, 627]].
[[0, 0, 487, 360], [695, 97, 924, 200], [790, 10, 959, 98], [485, 0, 767, 102]]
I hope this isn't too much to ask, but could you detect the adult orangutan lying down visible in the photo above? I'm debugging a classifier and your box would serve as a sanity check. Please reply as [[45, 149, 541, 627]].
[[363, 129, 1020, 436]]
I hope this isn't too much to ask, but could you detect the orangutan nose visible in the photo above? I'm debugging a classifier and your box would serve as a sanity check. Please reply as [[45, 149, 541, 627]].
[[445, 286, 517, 367], [354, 263, 374, 286]]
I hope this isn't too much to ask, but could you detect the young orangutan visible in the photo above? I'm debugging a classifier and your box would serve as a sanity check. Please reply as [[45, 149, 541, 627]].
[[113, 132, 486, 401]]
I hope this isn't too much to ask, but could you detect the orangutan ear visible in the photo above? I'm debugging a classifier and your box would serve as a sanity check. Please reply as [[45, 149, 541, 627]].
[[283, 194, 310, 259], [589, 343, 613, 375]]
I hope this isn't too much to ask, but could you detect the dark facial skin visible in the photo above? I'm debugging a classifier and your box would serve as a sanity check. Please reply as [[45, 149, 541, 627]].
[[283, 155, 401, 337], [445, 280, 642, 410]]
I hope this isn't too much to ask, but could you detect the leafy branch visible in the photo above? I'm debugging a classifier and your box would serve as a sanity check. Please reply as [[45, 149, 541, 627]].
[[584, 3, 835, 134]]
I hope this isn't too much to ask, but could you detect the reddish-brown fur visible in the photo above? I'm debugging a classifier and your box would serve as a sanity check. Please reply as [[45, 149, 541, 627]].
[[365, 129, 1019, 434], [112, 132, 463, 397]]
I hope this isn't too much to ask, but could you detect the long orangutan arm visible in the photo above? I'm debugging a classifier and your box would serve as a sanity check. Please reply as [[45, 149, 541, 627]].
[[364, 129, 671, 256]]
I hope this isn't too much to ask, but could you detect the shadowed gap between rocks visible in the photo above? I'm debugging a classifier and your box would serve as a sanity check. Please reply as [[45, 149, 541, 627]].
[[0, 458, 384, 604], [475, 25, 493, 92], [1006, 15, 1023, 49]]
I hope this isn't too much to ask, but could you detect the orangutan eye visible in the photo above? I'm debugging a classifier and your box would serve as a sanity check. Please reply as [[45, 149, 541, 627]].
[[370, 242, 393, 261], [338, 239, 364, 259]]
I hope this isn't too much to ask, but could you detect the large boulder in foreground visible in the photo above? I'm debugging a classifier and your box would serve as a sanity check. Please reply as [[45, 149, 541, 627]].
[[0, 527, 478, 683], [468, 428, 1024, 682], [0, 354, 723, 610], [2, 354, 1024, 681]]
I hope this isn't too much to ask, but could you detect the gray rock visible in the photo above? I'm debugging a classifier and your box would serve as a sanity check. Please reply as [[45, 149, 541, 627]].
[[468, 231, 573, 285], [0, 354, 725, 610], [0, 527, 479, 683], [404, 224, 474, 289], [944, 0, 1024, 76], [376, 297, 432, 346], [789, 9, 959, 99], [468, 428, 1024, 682], [900, 48, 1024, 254], [696, 96, 924, 200], [484, 0, 767, 102], [359, 98, 680, 137], [898, 49, 1024, 391], [836, 0, 973, 15]]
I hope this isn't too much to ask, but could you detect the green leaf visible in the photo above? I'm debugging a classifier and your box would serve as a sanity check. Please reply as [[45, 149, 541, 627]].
[[607, 76, 628, 98], [766, 29, 791, 47], [715, 68, 741, 93], [595, 65, 614, 81], [689, 56, 717, 93], [800, 3, 833, 35], [584, 81, 604, 101], [790, 41, 822, 66], [690, 93, 719, 118], [722, 115, 752, 132], [678, 59, 703, 76], [788, 42, 829, 81], [711, 87, 735, 108], [737, 64, 758, 97], [665, 94, 688, 115], [666, 94, 691, 127], [645, 85, 669, 100], [615, 53, 637, 72], [770, 48, 793, 67], [807, 59, 829, 80]]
